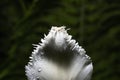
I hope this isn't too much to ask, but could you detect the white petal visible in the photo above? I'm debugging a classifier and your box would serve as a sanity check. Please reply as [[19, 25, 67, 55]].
[[25, 26, 93, 80]]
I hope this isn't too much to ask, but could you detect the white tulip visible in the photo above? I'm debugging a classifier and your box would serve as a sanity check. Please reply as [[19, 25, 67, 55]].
[[25, 26, 93, 80]]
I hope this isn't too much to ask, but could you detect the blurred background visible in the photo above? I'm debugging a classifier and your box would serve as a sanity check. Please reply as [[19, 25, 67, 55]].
[[0, 0, 120, 80]]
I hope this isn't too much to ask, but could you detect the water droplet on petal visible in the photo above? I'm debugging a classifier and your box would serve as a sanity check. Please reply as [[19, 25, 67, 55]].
[[38, 68, 41, 72]]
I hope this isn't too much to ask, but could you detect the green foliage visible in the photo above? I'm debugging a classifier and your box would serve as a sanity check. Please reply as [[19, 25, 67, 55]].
[[0, 0, 120, 80]]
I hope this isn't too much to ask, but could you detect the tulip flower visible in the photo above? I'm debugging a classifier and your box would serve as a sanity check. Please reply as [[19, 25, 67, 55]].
[[25, 26, 93, 80]]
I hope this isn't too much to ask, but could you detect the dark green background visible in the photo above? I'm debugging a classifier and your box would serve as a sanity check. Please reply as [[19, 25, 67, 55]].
[[0, 0, 120, 80]]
